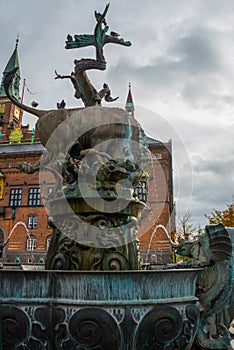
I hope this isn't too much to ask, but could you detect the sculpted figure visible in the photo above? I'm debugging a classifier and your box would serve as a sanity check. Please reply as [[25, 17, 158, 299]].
[[4, 4, 149, 271]]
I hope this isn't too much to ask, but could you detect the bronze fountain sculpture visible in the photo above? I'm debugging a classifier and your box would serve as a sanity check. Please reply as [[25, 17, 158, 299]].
[[5, 3, 149, 271], [1, 4, 233, 349]]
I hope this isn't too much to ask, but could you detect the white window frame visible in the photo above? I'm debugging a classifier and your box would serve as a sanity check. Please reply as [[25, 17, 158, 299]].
[[134, 181, 147, 202], [27, 238, 37, 251], [46, 237, 51, 251], [28, 188, 41, 206], [28, 215, 38, 229], [48, 187, 53, 195], [9, 188, 22, 206]]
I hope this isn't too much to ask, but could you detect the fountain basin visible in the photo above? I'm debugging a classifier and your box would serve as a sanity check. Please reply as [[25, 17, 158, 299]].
[[48, 196, 145, 217], [0, 268, 201, 349]]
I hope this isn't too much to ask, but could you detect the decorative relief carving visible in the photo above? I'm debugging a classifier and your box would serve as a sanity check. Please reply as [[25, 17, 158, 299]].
[[133, 304, 200, 350], [0, 304, 200, 349], [108, 308, 125, 324], [131, 307, 149, 324], [45, 214, 140, 271], [68, 308, 121, 349], [0, 305, 29, 349]]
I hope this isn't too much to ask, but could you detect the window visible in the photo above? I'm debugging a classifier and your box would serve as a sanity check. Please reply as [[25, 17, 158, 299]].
[[0, 227, 4, 258], [27, 237, 37, 251], [28, 215, 38, 229], [0, 116, 3, 127], [134, 181, 147, 203], [28, 256, 35, 264], [0, 228, 4, 243], [155, 153, 162, 160], [39, 257, 44, 264], [46, 187, 53, 200], [15, 256, 21, 263], [9, 188, 22, 206], [48, 187, 53, 195], [28, 188, 41, 206], [46, 236, 51, 251], [0, 177, 4, 199]]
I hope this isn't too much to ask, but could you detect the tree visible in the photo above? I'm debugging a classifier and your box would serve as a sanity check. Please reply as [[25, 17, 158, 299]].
[[205, 198, 234, 227], [176, 210, 195, 242], [171, 210, 196, 263]]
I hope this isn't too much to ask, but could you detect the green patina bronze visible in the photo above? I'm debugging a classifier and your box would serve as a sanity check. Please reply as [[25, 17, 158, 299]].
[[44, 5, 147, 270], [4, 4, 148, 271], [2, 5, 233, 349], [55, 3, 131, 107]]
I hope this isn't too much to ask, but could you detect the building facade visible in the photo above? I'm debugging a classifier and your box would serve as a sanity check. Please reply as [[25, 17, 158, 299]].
[[0, 44, 175, 267], [126, 84, 175, 265]]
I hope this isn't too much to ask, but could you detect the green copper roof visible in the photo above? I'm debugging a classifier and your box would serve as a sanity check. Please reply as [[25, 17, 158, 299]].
[[0, 39, 21, 101], [125, 83, 135, 113]]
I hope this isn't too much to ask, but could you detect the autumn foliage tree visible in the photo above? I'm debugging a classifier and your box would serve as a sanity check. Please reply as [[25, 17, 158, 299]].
[[205, 198, 234, 227]]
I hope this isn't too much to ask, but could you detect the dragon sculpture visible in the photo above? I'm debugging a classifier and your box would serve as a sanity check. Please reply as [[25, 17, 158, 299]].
[[167, 223, 233, 349], [3, 3, 131, 145], [4, 4, 149, 271], [55, 3, 131, 107]]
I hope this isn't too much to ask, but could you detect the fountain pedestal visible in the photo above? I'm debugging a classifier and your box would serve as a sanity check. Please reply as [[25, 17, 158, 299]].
[[41, 106, 149, 271]]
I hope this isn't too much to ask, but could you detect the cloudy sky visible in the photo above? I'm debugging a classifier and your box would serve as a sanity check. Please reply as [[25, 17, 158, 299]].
[[0, 0, 234, 229]]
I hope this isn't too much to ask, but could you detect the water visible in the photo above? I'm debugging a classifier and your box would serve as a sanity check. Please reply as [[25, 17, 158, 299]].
[[145, 224, 170, 263], [126, 112, 133, 139], [7, 221, 31, 242], [123, 112, 134, 163]]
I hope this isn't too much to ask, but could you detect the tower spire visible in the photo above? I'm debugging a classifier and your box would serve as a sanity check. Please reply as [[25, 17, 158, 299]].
[[0, 38, 21, 101], [125, 82, 135, 116], [15, 35, 19, 49]]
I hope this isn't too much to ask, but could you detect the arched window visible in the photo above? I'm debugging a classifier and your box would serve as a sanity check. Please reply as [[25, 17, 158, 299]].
[[46, 236, 51, 251], [28, 256, 35, 264]]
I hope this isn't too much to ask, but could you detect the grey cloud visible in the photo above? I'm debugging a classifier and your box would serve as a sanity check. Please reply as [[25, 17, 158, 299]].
[[1, 0, 234, 229], [170, 29, 221, 74], [192, 155, 234, 177], [191, 153, 234, 217], [108, 20, 231, 111]]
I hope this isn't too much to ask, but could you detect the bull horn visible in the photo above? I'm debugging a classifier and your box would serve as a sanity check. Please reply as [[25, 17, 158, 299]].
[[4, 68, 45, 119]]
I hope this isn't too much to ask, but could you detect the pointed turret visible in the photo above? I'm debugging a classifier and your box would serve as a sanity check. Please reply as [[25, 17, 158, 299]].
[[0, 37, 21, 101], [125, 82, 135, 116]]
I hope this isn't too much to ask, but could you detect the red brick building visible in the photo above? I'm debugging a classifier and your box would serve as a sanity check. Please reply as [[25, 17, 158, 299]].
[[126, 84, 175, 265], [0, 43, 175, 267]]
